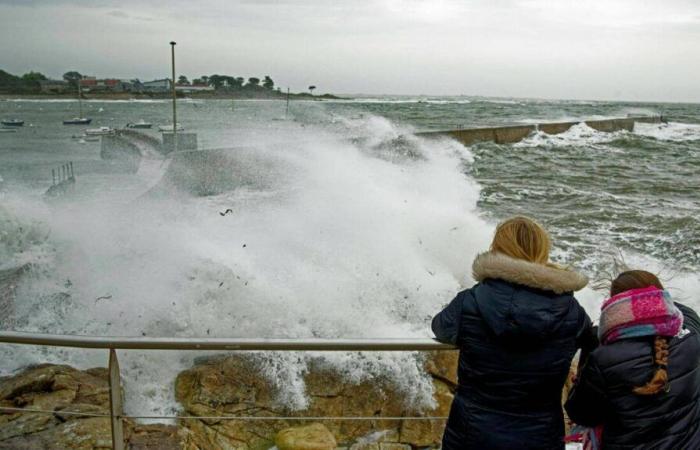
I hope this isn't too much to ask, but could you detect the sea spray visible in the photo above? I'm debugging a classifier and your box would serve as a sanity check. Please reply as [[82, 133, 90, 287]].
[[0, 113, 492, 416]]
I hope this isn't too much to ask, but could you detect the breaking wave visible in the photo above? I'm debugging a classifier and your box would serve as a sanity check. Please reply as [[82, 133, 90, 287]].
[[0, 114, 491, 416]]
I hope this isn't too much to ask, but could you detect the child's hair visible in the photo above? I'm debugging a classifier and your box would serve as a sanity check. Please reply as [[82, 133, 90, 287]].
[[611, 270, 669, 396], [490, 216, 551, 264]]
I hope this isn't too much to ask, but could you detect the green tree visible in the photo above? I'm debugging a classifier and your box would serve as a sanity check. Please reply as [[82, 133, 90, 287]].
[[0, 69, 24, 92], [247, 77, 260, 87], [262, 76, 274, 90], [63, 71, 82, 88], [177, 75, 189, 85], [229, 77, 244, 88], [21, 71, 47, 82], [308, 85, 316, 95], [20, 71, 47, 92], [208, 74, 225, 89]]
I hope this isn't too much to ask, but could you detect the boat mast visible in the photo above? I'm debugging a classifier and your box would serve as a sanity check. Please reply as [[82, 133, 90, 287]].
[[78, 81, 83, 119], [286, 87, 290, 119], [170, 41, 177, 152]]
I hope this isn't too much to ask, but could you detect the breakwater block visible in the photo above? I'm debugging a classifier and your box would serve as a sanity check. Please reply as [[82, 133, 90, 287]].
[[417, 115, 663, 146], [162, 132, 197, 153], [538, 122, 578, 135]]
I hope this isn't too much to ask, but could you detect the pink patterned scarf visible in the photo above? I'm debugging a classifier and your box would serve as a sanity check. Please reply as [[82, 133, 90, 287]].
[[598, 286, 683, 344]]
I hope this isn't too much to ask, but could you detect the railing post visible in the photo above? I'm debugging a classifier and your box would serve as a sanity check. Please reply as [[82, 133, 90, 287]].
[[108, 349, 125, 450]]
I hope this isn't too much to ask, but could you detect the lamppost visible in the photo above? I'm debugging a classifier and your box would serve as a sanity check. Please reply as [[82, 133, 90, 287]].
[[170, 41, 177, 152]]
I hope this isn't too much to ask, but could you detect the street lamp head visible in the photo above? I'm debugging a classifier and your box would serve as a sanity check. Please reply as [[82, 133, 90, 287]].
[[170, 41, 176, 46]]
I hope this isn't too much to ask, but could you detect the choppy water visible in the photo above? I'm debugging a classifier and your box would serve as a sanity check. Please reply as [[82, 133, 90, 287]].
[[1, 96, 699, 416]]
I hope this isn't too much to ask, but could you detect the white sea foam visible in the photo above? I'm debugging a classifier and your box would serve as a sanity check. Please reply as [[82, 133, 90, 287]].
[[514, 122, 624, 148], [634, 121, 700, 142], [0, 114, 491, 416], [325, 98, 472, 105]]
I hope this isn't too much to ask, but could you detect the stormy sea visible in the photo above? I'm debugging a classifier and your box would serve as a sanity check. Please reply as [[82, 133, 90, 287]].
[[1, 96, 698, 417]]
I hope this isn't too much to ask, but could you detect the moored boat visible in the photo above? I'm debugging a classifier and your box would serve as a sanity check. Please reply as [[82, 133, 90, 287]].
[[1, 119, 24, 127], [126, 120, 153, 129], [84, 126, 115, 136], [63, 81, 91, 125], [64, 117, 92, 125]]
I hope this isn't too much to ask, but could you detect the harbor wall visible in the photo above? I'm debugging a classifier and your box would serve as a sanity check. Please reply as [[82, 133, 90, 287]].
[[417, 115, 664, 145], [100, 134, 142, 172], [162, 132, 198, 153]]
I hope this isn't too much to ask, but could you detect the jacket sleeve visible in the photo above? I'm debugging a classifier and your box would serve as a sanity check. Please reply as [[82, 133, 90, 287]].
[[565, 355, 609, 427], [575, 307, 598, 356], [676, 302, 700, 335], [431, 291, 465, 345]]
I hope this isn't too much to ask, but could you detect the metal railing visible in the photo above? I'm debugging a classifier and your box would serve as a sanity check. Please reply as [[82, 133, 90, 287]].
[[0, 331, 455, 450]]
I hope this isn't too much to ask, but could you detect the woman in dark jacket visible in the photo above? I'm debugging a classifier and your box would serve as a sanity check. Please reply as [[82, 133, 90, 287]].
[[566, 270, 700, 449], [432, 216, 593, 450]]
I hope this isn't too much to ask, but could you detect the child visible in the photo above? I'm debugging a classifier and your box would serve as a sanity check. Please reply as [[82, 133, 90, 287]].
[[566, 270, 700, 449]]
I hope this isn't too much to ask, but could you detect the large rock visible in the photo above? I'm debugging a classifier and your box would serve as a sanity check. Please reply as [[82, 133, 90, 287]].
[[275, 423, 336, 450], [0, 351, 579, 449], [175, 355, 454, 449], [0, 364, 186, 449], [424, 350, 458, 387]]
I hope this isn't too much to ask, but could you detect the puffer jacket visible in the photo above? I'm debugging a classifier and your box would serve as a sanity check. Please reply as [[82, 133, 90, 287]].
[[565, 302, 700, 450], [432, 252, 592, 450]]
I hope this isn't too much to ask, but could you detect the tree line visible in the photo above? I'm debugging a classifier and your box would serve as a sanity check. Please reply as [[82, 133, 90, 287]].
[[0, 70, 48, 93], [181, 74, 277, 91], [0, 68, 328, 98]]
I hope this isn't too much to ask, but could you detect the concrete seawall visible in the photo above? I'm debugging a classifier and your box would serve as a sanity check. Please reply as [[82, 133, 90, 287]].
[[100, 129, 167, 172], [417, 115, 664, 146]]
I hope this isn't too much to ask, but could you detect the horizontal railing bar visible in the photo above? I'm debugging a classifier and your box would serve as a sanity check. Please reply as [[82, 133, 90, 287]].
[[0, 407, 447, 421], [0, 332, 455, 351], [0, 406, 109, 418], [131, 415, 449, 421]]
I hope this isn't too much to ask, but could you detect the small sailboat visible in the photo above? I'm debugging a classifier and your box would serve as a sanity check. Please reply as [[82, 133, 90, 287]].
[[63, 82, 92, 125], [158, 123, 184, 132], [126, 120, 152, 129], [1, 119, 24, 127]]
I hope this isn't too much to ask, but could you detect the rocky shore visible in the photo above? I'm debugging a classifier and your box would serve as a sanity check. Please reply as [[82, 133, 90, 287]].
[[0, 352, 457, 449]]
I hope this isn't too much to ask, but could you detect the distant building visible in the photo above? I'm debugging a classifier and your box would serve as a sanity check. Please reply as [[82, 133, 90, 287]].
[[142, 78, 172, 93], [39, 79, 70, 94], [79, 77, 129, 92], [175, 83, 214, 93]]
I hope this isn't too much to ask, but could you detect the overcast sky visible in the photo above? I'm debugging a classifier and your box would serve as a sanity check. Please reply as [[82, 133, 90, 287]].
[[1, 0, 699, 102]]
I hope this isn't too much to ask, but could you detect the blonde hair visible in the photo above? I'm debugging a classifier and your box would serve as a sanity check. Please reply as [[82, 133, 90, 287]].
[[490, 216, 551, 264]]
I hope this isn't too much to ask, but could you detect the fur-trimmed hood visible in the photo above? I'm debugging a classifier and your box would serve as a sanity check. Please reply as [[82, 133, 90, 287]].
[[472, 251, 588, 294]]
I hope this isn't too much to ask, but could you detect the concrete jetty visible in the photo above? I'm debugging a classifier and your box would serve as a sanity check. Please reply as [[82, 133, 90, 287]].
[[100, 129, 167, 173], [417, 115, 664, 146]]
